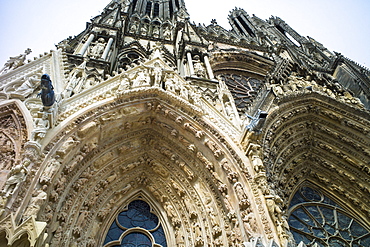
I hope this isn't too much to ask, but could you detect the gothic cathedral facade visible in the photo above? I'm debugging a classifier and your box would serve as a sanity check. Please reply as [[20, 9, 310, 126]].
[[0, 0, 369, 246]]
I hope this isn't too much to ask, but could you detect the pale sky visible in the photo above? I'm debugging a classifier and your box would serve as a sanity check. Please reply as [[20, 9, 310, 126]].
[[0, 0, 369, 68]]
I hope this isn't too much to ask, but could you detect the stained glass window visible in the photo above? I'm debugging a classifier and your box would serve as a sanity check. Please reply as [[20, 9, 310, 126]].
[[288, 186, 370, 247], [104, 200, 167, 247], [218, 74, 263, 113]]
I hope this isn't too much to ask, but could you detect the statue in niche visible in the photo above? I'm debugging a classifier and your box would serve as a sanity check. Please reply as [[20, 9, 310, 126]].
[[132, 68, 150, 87], [150, 62, 163, 87], [89, 38, 106, 59], [11, 73, 41, 99], [193, 55, 206, 78], [248, 143, 266, 175], [32, 112, 50, 142], [152, 25, 160, 38], [1, 159, 29, 197], [130, 20, 139, 33], [164, 73, 179, 93], [164, 201, 176, 220], [0, 48, 31, 75], [163, 26, 172, 40], [23, 185, 48, 220], [38, 74, 55, 107], [140, 23, 149, 36]]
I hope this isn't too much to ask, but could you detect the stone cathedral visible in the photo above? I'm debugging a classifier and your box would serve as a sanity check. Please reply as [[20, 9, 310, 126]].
[[0, 0, 369, 246]]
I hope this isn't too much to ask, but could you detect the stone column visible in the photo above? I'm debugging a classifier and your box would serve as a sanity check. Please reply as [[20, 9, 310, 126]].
[[187, 52, 194, 76], [102, 37, 114, 60], [203, 55, 214, 80], [79, 33, 95, 56]]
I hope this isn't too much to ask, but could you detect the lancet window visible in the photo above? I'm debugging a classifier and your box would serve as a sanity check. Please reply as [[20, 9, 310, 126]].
[[288, 185, 370, 247]]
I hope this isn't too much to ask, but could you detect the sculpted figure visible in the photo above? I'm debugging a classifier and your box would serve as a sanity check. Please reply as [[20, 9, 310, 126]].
[[151, 62, 163, 87], [193, 55, 206, 78], [163, 26, 172, 40], [2, 160, 29, 197], [118, 74, 131, 91], [23, 185, 48, 219], [0, 48, 31, 74], [38, 74, 55, 107], [32, 113, 50, 142], [11, 73, 41, 98], [132, 68, 150, 87], [248, 144, 266, 174], [89, 38, 106, 59]]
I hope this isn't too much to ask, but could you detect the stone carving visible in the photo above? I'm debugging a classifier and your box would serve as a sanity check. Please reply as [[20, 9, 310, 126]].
[[23, 185, 48, 220], [0, 48, 31, 74], [132, 68, 151, 87], [40, 157, 60, 184], [31, 112, 50, 142], [1, 160, 29, 197], [150, 62, 163, 87], [0, 132, 15, 170], [9, 73, 41, 99], [193, 55, 206, 77], [63, 60, 87, 97], [38, 74, 55, 107], [205, 139, 223, 158], [118, 74, 131, 91], [183, 123, 204, 139], [248, 143, 266, 175], [234, 182, 250, 210], [89, 38, 106, 59]]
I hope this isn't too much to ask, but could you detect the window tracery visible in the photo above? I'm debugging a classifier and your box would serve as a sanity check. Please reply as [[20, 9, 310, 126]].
[[288, 186, 370, 247], [218, 74, 263, 114], [104, 199, 167, 247]]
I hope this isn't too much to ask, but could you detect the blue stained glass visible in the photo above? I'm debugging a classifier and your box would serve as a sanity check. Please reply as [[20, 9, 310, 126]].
[[121, 232, 151, 247], [306, 206, 323, 225], [358, 234, 370, 246], [350, 221, 368, 237], [301, 187, 321, 202], [118, 200, 159, 230], [152, 225, 167, 247], [288, 186, 370, 246], [294, 208, 314, 226], [104, 220, 125, 245], [337, 212, 352, 230], [104, 200, 167, 247]]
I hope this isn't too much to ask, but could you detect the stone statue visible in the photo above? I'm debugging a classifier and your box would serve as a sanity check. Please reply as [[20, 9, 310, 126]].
[[11, 73, 41, 99], [0, 48, 31, 74], [32, 113, 50, 142], [248, 144, 266, 175], [23, 185, 48, 219], [132, 68, 150, 87], [38, 74, 55, 107], [89, 38, 106, 59], [193, 55, 206, 78], [2, 160, 29, 197], [151, 62, 163, 87]]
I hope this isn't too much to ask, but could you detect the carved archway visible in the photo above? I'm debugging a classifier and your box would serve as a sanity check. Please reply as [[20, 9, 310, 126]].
[[261, 92, 370, 234], [15, 88, 272, 246]]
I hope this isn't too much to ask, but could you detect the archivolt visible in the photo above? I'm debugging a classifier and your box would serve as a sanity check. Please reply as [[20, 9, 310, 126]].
[[20, 90, 258, 246], [262, 93, 370, 222]]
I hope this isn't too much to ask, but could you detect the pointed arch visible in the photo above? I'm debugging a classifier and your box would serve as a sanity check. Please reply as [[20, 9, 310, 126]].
[[24, 88, 264, 246], [261, 93, 370, 222]]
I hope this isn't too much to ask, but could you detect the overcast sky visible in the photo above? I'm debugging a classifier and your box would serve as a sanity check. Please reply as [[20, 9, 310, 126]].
[[0, 0, 369, 68]]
